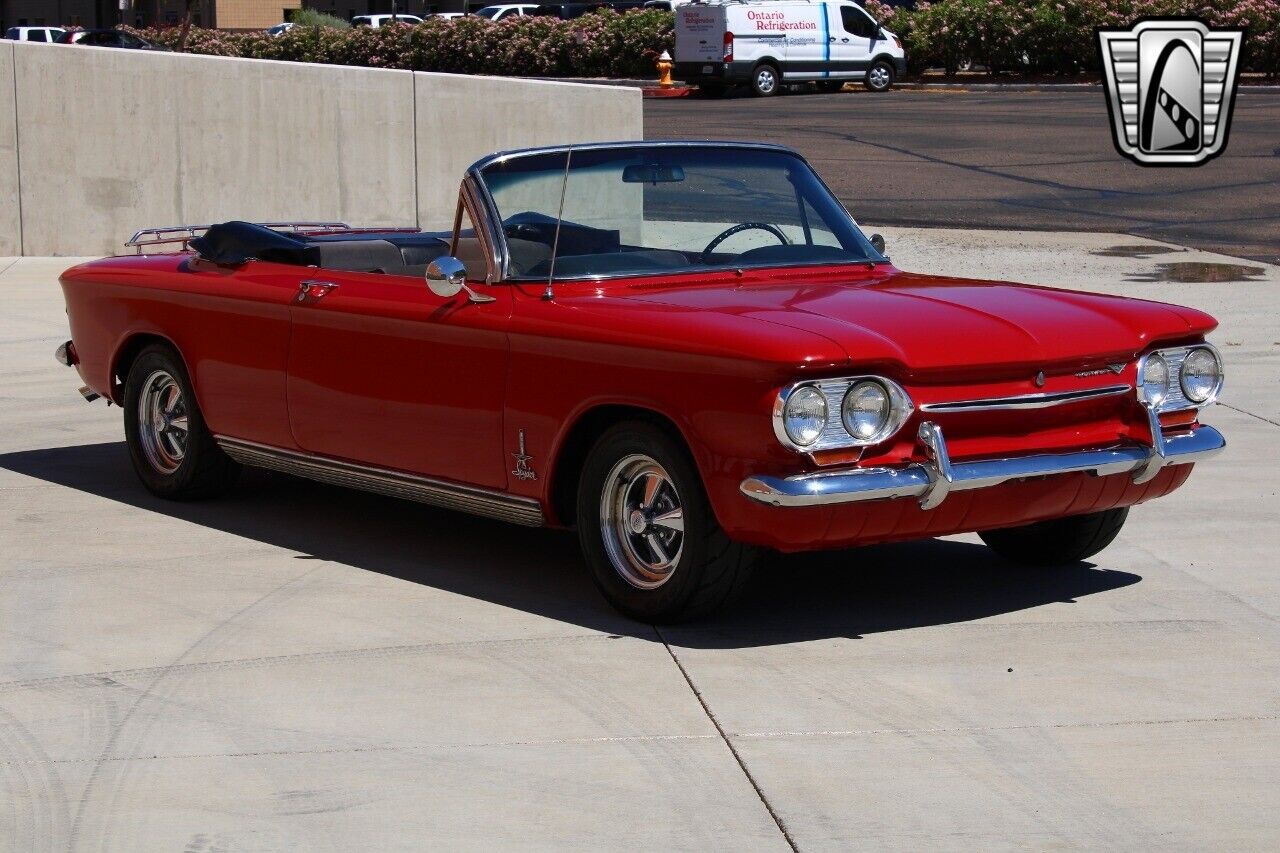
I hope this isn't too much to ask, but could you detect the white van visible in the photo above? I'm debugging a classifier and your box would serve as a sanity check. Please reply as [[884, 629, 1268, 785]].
[[674, 0, 905, 96]]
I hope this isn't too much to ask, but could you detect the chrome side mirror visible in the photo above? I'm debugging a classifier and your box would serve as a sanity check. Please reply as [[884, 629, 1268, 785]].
[[425, 255, 496, 304], [870, 233, 886, 254], [426, 256, 467, 298]]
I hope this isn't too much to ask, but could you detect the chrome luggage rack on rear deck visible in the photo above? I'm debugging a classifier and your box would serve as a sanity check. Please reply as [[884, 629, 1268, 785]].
[[123, 221, 350, 255]]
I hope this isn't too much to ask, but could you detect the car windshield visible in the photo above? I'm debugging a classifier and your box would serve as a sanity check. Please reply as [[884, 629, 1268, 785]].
[[475, 6, 502, 17], [478, 145, 882, 280]]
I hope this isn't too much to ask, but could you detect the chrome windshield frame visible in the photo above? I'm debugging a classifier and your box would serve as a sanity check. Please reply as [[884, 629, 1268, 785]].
[[463, 140, 886, 285]]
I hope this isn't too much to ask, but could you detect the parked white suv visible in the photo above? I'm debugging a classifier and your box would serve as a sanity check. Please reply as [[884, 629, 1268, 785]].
[[474, 4, 540, 20], [4, 26, 66, 42], [351, 13, 425, 27]]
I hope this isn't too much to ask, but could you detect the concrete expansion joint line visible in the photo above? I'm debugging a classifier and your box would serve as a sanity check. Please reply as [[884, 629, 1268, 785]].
[[655, 626, 800, 853], [1221, 403, 1280, 430]]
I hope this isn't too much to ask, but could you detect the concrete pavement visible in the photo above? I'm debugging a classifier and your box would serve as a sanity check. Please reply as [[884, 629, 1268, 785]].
[[1, 234, 1278, 850]]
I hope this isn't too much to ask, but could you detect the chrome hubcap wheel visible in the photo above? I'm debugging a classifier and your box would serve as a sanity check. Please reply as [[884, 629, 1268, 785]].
[[869, 66, 890, 88], [600, 454, 685, 590], [756, 69, 776, 94], [138, 369, 188, 474]]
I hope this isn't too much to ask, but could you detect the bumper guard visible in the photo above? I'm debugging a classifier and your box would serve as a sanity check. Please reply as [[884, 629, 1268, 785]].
[[740, 409, 1225, 509]]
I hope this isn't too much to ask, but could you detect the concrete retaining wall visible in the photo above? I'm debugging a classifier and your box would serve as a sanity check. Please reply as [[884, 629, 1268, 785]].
[[0, 44, 20, 257], [2, 42, 642, 257]]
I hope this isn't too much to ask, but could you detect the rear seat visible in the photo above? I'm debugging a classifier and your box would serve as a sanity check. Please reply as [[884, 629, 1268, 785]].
[[314, 240, 407, 275]]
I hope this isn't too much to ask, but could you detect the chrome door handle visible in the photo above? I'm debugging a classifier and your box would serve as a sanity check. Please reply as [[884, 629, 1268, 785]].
[[296, 279, 339, 302]]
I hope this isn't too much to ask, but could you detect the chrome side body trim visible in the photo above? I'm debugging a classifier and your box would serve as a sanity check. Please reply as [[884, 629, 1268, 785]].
[[919, 384, 1131, 413], [216, 437, 544, 527], [740, 421, 1225, 509]]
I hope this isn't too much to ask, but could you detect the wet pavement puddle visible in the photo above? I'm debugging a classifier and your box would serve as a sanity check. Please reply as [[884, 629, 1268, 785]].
[[1124, 262, 1269, 283], [1091, 244, 1186, 258]]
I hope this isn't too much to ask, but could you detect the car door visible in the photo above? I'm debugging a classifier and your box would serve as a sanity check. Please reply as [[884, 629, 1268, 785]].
[[830, 3, 879, 78], [285, 261, 513, 489]]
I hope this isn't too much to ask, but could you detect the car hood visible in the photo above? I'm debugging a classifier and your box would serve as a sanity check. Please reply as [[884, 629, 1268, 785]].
[[619, 269, 1217, 380]]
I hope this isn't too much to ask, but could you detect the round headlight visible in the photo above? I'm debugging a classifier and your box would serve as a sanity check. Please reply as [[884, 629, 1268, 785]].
[[782, 386, 827, 447], [842, 381, 891, 441], [1141, 353, 1169, 406], [1180, 347, 1222, 403]]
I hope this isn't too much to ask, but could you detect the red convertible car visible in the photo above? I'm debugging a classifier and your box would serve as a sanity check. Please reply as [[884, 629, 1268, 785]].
[[57, 141, 1226, 621]]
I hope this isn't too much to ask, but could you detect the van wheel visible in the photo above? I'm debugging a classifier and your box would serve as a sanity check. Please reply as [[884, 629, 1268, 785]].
[[577, 422, 761, 622], [864, 59, 895, 92], [123, 343, 240, 500], [816, 80, 845, 94], [750, 64, 780, 97]]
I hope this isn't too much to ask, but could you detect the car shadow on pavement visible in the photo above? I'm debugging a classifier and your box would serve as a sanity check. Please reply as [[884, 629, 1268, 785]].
[[1, 441, 1142, 649]]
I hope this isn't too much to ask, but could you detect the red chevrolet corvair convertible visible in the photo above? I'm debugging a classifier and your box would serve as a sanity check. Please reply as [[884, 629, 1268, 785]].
[[57, 142, 1226, 621]]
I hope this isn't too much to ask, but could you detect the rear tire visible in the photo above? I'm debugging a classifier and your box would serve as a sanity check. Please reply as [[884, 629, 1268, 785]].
[[577, 422, 761, 622], [123, 343, 240, 500], [750, 63, 781, 97], [979, 508, 1129, 566], [864, 59, 895, 92]]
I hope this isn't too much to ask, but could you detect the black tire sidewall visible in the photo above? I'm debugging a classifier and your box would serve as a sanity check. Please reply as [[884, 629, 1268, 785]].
[[123, 345, 217, 497], [576, 423, 717, 622]]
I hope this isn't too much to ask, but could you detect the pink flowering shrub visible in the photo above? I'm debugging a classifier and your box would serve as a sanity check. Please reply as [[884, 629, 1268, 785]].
[[128, 1, 1276, 80], [130, 10, 674, 79], [862, 0, 1279, 76]]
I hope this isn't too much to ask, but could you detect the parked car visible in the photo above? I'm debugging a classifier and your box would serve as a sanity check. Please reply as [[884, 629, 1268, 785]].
[[266, 22, 295, 36], [57, 141, 1226, 622], [54, 29, 159, 49], [4, 26, 66, 42], [435, 12, 467, 18], [675, 0, 906, 95], [530, 1, 647, 19], [474, 4, 540, 20], [351, 13, 425, 26]]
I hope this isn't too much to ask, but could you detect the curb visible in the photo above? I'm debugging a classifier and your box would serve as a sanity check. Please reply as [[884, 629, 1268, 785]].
[[530, 76, 1280, 94]]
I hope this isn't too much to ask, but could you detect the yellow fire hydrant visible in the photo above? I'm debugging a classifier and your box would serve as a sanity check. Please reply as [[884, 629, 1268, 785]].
[[656, 50, 674, 88]]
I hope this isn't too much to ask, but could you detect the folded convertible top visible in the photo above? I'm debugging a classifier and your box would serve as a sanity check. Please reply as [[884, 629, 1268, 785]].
[[189, 221, 321, 266]]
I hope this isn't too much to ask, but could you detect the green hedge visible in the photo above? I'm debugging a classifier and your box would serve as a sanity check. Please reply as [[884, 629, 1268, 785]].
[[130, 0, 1278, 79]]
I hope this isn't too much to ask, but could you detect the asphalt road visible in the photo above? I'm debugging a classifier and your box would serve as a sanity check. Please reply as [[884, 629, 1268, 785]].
[[646, 88, 1280, 264], [3, 240, 1277, 849]]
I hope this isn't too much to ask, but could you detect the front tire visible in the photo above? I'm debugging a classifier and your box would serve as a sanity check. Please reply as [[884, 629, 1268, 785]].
[[864, 59, 895, 92], [750, 63, 781, 97], [123, 343, 239, 499], [979, 508, 1129, 566], [577, 422, 760, 622]]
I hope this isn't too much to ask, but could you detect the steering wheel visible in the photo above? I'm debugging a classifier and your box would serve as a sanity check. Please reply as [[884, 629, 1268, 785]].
[[701, 222, 790, 262]]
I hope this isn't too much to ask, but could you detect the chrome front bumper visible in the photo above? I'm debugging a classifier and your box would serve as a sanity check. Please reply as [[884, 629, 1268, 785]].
[[740, 412, 1225, 510]]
